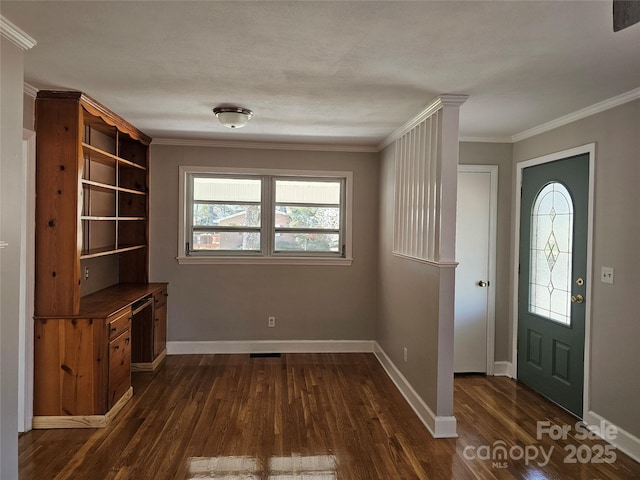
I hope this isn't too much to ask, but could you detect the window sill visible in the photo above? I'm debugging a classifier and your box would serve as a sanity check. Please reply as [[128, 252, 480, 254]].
[[176, 256, 353, 266]]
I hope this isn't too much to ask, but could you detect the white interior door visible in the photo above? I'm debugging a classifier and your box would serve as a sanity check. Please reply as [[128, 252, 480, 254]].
[[454, 166, 497, 373]]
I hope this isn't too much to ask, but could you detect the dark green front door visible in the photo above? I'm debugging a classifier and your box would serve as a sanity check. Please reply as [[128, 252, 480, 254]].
[[518, 153, 589, 417]]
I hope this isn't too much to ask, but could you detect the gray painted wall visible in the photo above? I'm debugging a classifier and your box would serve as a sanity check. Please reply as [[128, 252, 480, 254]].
[[459, 142, 513, 362], [513, 99, 640, 438], [1, 36, 24, 480], [376, 144, 441, 412], [23, 91, 34, 130], [149, 145, 379, 342]]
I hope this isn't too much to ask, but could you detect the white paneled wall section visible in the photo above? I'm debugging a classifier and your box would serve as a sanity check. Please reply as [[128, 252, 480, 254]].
[[386, 95, 468, 264], [394, 111, 440, 260]]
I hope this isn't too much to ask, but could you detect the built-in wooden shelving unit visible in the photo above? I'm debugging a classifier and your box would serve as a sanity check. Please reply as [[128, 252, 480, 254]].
[[33, 91, 167, 429]]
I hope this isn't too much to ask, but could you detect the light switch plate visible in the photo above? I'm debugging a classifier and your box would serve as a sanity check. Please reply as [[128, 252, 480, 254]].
[[601, 266, 614, 284]]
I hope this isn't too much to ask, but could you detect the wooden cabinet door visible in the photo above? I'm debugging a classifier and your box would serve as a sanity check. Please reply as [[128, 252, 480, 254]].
[[108, 330, 131, 409], [153, 289, 167, 359], [34, 317, 108, 416]]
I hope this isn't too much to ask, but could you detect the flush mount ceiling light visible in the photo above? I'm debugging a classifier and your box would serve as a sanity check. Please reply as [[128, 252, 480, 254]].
[[212, 106, 254, 129]]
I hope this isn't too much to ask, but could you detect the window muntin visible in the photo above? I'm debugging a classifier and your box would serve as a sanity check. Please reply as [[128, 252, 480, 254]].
[[528, 182, 574, 325], [184, 171, 349, 260], [273, 179, 343, 254]]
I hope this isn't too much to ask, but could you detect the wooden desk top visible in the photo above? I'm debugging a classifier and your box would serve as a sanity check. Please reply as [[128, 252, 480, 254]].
[[35, 282, 168, 319]]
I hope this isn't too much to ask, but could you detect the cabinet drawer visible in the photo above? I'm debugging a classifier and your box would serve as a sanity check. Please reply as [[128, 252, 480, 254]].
[[108, 330, 131, 409], [108, 309, 131, 341], [153, 288, 168, 308]]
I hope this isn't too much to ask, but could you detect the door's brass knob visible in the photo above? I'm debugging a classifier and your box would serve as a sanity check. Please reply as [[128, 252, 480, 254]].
[[477, 280, 488, 287], [571, 294, 584, 304]]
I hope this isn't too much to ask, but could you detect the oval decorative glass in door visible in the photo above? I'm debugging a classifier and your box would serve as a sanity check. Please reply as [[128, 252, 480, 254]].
[[528, 182, 574, 325]]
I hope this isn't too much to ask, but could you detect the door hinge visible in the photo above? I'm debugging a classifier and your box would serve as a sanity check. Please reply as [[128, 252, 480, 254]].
[[341, 244, 346, 257], [186, 242, 190, 256]]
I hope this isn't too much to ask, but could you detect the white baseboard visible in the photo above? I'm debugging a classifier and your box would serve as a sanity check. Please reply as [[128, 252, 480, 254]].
[[583, 410, 640, 463], [167, 339, 375, 355], [373, 342, 457, 439], [493, 361, 514, 378]]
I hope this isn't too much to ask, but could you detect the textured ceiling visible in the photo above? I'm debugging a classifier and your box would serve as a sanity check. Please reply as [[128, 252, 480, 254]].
[[3, 1, 640, 146]]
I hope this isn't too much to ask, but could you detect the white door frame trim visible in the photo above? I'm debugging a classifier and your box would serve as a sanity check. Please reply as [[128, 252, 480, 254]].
[[19, 128, 36, 432], [511, 143, 595, 418], [458, 164, 498, 375]]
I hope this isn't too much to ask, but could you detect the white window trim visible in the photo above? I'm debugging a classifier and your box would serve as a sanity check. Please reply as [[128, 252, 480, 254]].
[[177, 166, 353, 265]]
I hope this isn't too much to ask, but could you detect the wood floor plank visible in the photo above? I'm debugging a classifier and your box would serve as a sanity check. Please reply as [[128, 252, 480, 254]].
[[18, 353, 640, 479]]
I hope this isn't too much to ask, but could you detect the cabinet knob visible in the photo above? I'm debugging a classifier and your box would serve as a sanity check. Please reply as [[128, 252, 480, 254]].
[[125, 337, 130, 345], [111, 326, 117, 332], [114, 345, 119, 350]]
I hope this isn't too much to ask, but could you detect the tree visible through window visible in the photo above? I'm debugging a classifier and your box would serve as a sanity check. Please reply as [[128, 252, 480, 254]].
[[274, 179, 342, 253], [191, 177, 261, 251]]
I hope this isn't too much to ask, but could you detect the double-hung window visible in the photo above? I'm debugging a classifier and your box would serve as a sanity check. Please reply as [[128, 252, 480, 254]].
[[179, 167, 352, 265]]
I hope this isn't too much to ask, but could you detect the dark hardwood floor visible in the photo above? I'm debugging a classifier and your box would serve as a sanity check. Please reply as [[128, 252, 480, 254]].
[[18, 354, 640, 479]]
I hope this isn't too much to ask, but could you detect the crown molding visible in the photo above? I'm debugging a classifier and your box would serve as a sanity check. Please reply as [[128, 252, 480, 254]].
[[459, 136, 512, 144], [0, 15, 36, 51], [512, 87, 640, 143], [378, 94, 469, 151], [438, 93, 470, 107], [152, 137, 379, 153], [23, 82, 38, 98]]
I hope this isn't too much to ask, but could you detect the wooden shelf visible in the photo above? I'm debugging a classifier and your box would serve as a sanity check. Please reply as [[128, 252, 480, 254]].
[[81, 216, 146, 221], [118, 186, 146, 196], [81, 216, 116, 221], [82, 179, 116, 193], [82, 179, 146, 196], [82, 143, 146, 171], [80, 244, 146, 260]]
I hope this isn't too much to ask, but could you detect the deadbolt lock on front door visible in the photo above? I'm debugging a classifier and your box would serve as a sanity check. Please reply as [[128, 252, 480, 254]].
[[477, 280, 489, 287], [576, 277, 584, 286]]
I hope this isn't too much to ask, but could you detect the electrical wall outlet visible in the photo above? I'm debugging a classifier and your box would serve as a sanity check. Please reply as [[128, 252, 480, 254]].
[[601, 266, 614, 284], [84, 267, 89, 280], [404, 347, 408, 362], [268, 316, 276, 328]]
